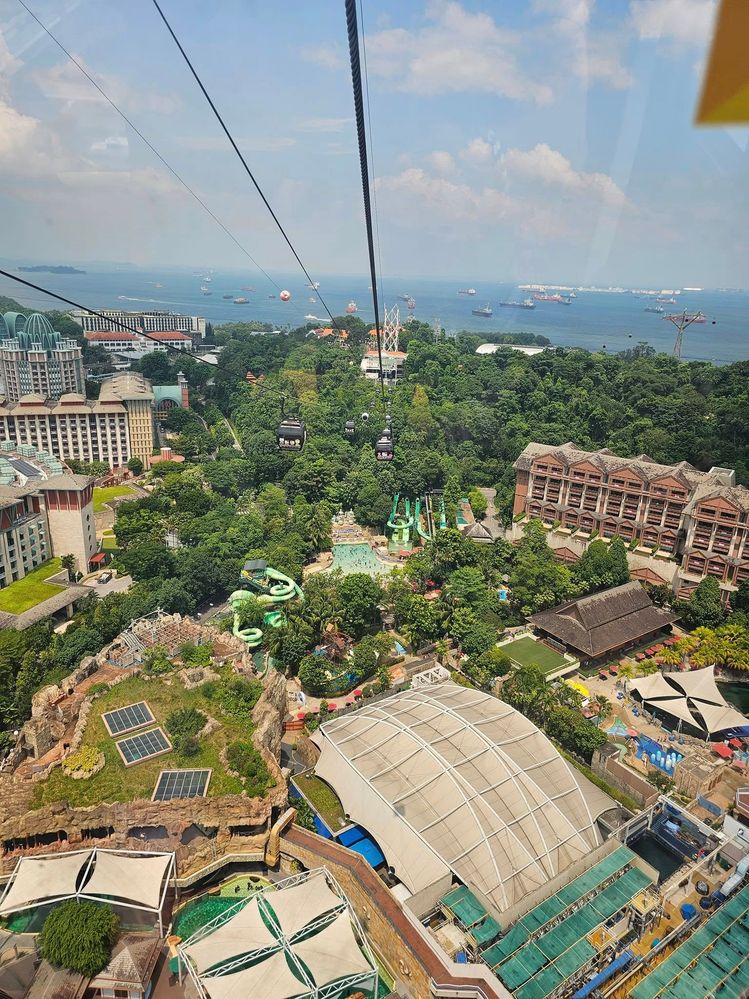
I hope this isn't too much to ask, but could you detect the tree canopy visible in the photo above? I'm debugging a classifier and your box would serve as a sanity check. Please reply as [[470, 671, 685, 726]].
[[39, 901, 119, 977]]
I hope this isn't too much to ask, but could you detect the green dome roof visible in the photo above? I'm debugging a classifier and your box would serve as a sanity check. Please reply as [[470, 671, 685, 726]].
[[1, 312, 26, 340], [24, 313, 54, 339]]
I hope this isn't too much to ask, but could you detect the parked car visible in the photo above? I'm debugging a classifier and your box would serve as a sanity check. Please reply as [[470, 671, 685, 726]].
[[96, 571, 112, 583]]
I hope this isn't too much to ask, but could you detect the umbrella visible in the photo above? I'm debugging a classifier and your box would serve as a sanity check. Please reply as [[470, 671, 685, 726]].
[[296, 711, 307, 720], [328, 703, 337, 711], [626, 727, 639, 737], [353, 689, 363, 697]]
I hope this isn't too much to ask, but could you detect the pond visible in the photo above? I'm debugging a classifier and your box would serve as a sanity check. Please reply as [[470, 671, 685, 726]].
[[718, 680, 749, 714], [629, 832, 684, 883]]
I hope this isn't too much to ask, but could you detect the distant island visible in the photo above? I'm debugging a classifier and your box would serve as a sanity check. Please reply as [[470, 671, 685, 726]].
[[18, 265, 86, 275]]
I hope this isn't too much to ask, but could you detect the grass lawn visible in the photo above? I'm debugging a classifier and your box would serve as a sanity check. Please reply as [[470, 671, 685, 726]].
[[31, 672, 252, 809], [293, 772, 347, 832], [101, 529, 119, 552], [0, 558, 63, 614], [93, 485, 138, 513], [502, 636, 569, 674]]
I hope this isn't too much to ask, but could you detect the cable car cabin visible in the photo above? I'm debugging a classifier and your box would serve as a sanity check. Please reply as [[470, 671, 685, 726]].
[[375, 435, 394, 461], [345, 420, 356, 437], [277, 418, 306, 451]]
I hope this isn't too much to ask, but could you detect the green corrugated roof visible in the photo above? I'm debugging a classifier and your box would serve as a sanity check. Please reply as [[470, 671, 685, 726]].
[[471, 915, 501, 946], [441, 884, 487, 928]]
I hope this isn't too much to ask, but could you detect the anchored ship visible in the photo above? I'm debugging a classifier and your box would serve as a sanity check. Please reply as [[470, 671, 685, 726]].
[[472, 304, 493, 317]]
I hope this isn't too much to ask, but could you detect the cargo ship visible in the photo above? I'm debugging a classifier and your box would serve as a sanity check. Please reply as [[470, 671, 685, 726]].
[[533, 293, 564, 302], [499, 299, 536, 310], [458, 288, 477, 296], [472, 304, 493, 317], [644, 305, 664, 314], [657, 297, 677, 304], [233, 297, 249, 304]]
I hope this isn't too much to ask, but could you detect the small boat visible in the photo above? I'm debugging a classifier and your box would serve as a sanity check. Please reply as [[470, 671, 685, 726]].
[[499, 299, 536, 310], [304, 314, 320, 321], [397, 293, 410, 302], [346, 301, 358, 314], [568, 291, 577, 298], [644, 305, 664, 314], [201, 285, 212, 295], [306, 281, 320, 290], [458, 288, 477, 296], [472, 304, 493, 317], [241, 286, 255, 292], [268, 294, 276, 298], [308, 296, 317, 303], [559, 297, 572, 305], [533, 293, 563, 302], [203, 275, 212, 283], [657, 297, 677, 304], [222, 294, 233, 299], [234, 297, 249, 304]]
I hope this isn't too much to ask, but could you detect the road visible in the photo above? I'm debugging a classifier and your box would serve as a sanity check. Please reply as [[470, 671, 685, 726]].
[[82, 573, 133, 597]]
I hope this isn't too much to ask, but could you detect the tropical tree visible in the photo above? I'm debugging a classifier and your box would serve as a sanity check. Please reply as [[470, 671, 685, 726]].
[[127, 456, 144, 476], [39, 900, 119, 977], [60, 554, 77, 582]]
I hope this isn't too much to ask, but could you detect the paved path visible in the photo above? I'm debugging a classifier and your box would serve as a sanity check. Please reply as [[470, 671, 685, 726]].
[[479, 486, 504, 539]]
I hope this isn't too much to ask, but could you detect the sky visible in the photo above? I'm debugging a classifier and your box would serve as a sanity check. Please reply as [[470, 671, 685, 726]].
[[0, 0, 745, 287]]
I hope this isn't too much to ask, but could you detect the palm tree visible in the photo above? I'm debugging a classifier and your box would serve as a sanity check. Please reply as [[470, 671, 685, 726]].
[[60, 554, 77, 582], [434, 639, 449, 665]]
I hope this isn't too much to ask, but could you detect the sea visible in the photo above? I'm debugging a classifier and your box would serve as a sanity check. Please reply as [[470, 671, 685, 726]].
[[1, 265, 748, 365]]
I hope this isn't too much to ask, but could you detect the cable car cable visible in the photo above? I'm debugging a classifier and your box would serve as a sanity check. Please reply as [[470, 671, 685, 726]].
[[16, 0, 281, 294], [358, 0, 385, 305], [345, 0, 385, 403], [149, 0, 343, 332]]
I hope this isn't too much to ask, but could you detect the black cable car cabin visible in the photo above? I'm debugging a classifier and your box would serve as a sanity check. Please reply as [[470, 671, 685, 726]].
[[277, 418, 306, 451], [345, 420, 356, 437], [375, 435, 394, 461]]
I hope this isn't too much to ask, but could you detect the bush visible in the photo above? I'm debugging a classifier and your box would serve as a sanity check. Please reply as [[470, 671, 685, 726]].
[[226, 740, 274, 797], [143, 645, 172, 675], [64, 746, 101, 774], [165, 707, 206, 755], [362, 685, 375, 698], [39, 900, 119, 976]]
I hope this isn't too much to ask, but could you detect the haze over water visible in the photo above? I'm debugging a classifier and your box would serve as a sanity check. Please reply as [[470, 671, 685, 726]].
[[1, 265, 746, 365]]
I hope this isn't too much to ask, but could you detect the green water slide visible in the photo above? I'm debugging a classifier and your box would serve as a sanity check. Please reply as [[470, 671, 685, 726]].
[[415, 496, 433, 542], [387, 493, 401, 530], [439, 495, 447, 530], [228, 566, 304, 652]]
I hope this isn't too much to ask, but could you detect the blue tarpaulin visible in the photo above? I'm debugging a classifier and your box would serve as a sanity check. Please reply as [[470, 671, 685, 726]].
[[348, 837, 386, 867], [571, 950, 634, 999]]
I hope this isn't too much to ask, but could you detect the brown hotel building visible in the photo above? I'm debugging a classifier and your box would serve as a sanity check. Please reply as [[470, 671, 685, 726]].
[[513, 442, 749, 599]]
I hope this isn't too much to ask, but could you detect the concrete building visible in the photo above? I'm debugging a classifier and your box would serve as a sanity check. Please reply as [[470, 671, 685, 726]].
[[71, 308, 206, 340], [36, 474, 97, 574], [84, 329, 194, 353], [0, 312, 84, 402], [513, 441, 749, 599], [0, 372, 188, 468]]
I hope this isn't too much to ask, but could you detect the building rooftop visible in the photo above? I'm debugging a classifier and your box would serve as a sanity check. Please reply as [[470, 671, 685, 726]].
[[99, 372, 155, 402], [312, 682, 613, 918], [529, 581, 678, 658], [89, 934, 161, 990]]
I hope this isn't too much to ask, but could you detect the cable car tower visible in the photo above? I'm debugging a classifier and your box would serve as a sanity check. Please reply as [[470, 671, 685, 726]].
[[381, 304, 401, 353], [663, 309, 705, 359]]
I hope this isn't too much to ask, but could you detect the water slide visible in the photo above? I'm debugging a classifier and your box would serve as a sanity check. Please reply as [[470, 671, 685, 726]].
[[439, 495, 447, 530], [387, 494, 414, 548], [387, 493, 401, 530], [228, 566, 304, 651], [416, 495, 433, 542]]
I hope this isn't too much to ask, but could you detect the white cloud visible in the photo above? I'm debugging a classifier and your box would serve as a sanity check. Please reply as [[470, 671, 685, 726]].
[[0, 30, 22, 99], [90, 135, 128, 153], [297, 117, 352, 133], [33, 57, 180, 114], [367, 2, 553, 103], [427, 150, 456, 174], [630, 0, 716, 46], [301, 44, 346, 70], [502, 143, 626, 205], [0, 97, 71, 175], [461, 137, 494, 163], [533, 0, 594, 31]]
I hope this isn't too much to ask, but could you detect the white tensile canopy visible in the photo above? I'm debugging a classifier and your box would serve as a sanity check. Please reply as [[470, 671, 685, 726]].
[[185, 898, 277, 974], [629, 665, 749, 736], [0, 851, 92, 915], [664, 665, 724, 705], [645, 695, 703, 729], [292, 910, 374, 986], [179, 869, 378, 999], [263, 872, 343, 938], [84, 850, 173, 909], [311, 683, 606, 916], [695, 701, 749, 735], [629, 673, 684, 702], [203, 953, 307, 999]]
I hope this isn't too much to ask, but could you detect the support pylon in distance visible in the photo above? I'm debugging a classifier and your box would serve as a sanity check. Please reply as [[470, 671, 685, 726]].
[[663, 310, 705, 359]]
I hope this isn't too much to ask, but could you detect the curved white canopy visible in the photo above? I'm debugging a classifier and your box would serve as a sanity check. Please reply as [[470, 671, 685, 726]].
[[0, 851, 91, 915], [185, 898, 277, 974], [293, 910, 373, 987], [204, 953, 307, 999], [84, 851, 172, 910], [313, 683, 606, 916], [263, 872, 343, 939]]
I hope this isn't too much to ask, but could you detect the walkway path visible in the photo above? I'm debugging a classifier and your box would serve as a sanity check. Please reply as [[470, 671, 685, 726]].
[[479, 487, 504, 539]]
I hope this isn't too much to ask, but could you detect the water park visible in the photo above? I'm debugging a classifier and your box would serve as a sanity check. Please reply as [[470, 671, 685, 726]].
[[386, 491, 447, 554], [229, 559, 304, 652]]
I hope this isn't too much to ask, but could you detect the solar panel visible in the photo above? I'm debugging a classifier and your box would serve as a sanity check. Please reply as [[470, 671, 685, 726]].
[[152, 769, 212, 801], [103, 701, 155, 736], [115, 728, 171, 766]]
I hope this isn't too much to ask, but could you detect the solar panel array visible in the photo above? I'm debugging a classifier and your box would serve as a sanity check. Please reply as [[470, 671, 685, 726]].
[[152, 769, 212, 801], [103, 701, 154, 736], [116, 727, 171, 766]]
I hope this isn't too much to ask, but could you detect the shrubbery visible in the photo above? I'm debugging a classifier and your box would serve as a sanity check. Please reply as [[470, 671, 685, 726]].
[[39, 901, 119, 976], [226, 740, 274, 797], [165, 707, 207, 756]]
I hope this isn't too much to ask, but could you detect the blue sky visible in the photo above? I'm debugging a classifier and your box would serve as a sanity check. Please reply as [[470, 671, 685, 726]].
[[0, 0, 743, 286]]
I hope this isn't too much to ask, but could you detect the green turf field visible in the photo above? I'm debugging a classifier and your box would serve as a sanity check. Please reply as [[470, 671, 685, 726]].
[[502, 636, 569, 674], [0, 558, 63, 614]]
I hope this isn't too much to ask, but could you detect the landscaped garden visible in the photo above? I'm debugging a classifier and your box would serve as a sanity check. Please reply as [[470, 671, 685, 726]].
[[93, 485, 138, 513], [31, 665, 273, 809], [293, 772, 347, 832], [501, 636, 569, 674], [0, 558, 63, 614]]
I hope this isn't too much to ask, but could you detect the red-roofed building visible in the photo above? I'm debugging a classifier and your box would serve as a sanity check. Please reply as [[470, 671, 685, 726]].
[[85, 330, 194, 353]]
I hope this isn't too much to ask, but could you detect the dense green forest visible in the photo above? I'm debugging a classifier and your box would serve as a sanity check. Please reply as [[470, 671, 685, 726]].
[[0, 301, 748, 753]]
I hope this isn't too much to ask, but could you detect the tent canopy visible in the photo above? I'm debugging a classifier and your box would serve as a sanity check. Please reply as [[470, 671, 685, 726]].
[[631, 665, 749, 736], [0, 851, 91, 915], [292, 910, 373, 987], [629, 674, 682, 701], [664, 665, 724, 706], [203, 953, 307, 999], [646, 695, 703, 729], [84, 851, 172, 910], [264, 872, 343, 939], [184, 898, 277, 974]]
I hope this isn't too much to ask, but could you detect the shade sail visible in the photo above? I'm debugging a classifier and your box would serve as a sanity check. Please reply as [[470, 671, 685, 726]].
[[313, 683, 606, 917], [664, 665, 724, 706], [646, 696, 703, 729], [184, 898, 278, 973], [83, 851, 172, 910], [696, 701, 749, 736], [264, 872, 343, 939], [203, 952, 307, 999], [0, 851, 92, 915], [292, 910, 373, 986], [629, 674, 682, 701]]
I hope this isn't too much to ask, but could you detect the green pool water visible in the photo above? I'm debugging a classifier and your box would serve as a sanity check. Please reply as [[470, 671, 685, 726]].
[[329, 543, 391, 577]]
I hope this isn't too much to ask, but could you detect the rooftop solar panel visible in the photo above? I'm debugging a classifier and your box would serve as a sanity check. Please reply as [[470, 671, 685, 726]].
[[116, 728, 171, 766], [152, 769, 212, 801], [103, 701, 155, 736]]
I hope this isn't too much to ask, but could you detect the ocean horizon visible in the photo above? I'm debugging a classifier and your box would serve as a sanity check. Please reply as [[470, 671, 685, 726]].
[[1, 264, 746, 365]]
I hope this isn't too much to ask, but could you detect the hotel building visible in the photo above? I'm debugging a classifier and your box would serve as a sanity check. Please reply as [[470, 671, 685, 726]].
[[84, 330, 194, 353], [71, 308, 206, 341], [0, 312, 85, 402], [513, 442, 749, 599]]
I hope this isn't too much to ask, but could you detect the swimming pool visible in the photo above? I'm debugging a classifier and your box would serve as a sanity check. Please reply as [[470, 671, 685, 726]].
[[636, 735, 683, 774], [329, 543, 391, 577]]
